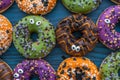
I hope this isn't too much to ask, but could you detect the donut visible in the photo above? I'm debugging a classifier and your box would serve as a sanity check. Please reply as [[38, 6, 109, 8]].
[[13, 15, 56, 59], [13, 59, 56, 80], [62, 0, 102, 14], [16, 0, 57, 15], [0, 0, 14, 13], [111, 0, 120, 4], [56, 14, 98, 56], [0, 15, 12, 55], [56, 57, 100, 80], [97, 5, 120, 50], [0, 59, 13, 80], [100, 52, 120, 79]]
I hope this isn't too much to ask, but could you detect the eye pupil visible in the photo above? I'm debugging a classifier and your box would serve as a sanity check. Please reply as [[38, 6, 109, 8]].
[[36, 21, 41, 26], [14, 73, 19, 78], [105, 19, 110, 23], [18, 69, 23, 74], [30, 19, 34, 24]]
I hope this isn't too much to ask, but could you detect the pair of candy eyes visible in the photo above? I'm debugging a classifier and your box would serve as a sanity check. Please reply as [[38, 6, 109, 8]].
[[13, 69, 24, 78], [30, 19, 41, 26], [71, 45, 80, 52]]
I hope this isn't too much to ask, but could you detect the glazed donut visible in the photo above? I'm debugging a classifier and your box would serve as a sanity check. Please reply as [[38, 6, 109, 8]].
[[100, 52, 120, 79], [0, 59, 13, 80], [111, 0, 120, 4], [16, 0, 57, 15], [0, 15, 12, 55], [56, 57, 100, 80], [62, 0, 102, 14], [56, 14, 98, 56], [13, 59, 56, 80], [13, 15, 56, 59], [0, 0, 14, 13], [97, 5, 120, 50]]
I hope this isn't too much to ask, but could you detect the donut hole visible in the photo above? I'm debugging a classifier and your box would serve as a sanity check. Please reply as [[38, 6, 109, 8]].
[[30, 74, 39, 80], [72, 31, 82, 39], [76, 73, 82, 80], [30, 32, 39, 42], [115, 22, 120, 32], [118, 69, 120, 77]]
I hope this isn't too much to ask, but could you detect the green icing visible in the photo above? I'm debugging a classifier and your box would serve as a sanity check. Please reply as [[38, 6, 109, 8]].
[[62, 0, 102, 14], [100, 52, 120, 80], [13, 15, 56, 59]]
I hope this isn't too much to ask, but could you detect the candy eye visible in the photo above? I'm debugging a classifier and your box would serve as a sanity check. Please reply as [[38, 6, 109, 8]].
[[30, 19, 34, 24], [18, 69, 24, 74], [71, 45, 76, 50], [104, 19, 111, 23], [76, 46, 80, 52], [13, 73, 19, 78], [36, 21, 41, 26]]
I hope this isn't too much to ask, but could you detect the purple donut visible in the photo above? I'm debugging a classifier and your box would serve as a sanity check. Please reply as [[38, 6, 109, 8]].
[[0, 0, 14, 13], [13, 59, 56, 80], [97, 5, 120, 50]]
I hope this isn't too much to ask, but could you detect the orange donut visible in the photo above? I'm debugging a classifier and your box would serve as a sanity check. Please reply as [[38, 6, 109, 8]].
[[57, 57, 101, 80], [16, 0, 57, 15], [0, 15, 12, 55]]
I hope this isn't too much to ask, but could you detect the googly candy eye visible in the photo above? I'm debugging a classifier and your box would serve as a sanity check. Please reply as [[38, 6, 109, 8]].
[[36, 21, 41, 26], [76, 46, 80, 52], [29, 19, 34, 24], [13, 73, 19, 78], [18, 69, 24, 74], [71, 45, 76, 51], [104, 19, 111, 24]]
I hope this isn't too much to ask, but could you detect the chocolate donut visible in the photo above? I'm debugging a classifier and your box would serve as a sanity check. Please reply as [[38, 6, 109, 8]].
[[0, 59, 13, 80], [111, 0, 120, 4], [0, 0, 14, 13], [57, 57, 101, 80], [56, 14, 98, 56], [13, 59, 56, 80], [97, 5, 120, 50], [100, 52, 120, 80], [16, 0, 57, 15]]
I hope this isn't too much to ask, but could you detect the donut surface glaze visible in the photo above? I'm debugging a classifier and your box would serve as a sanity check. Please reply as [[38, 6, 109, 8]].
[[13, 15, 56, 59], [13, 59, 56, 80], [57, 57, 100, 80], [0, 0, 14, 13], [56, 14, 98, 56], [0, 15, 12, 55], [100, 52, 120, 80], [111, 0, 120, 4], [16, 0, 57, 15], [62, 0, 102, 14], [97, 5, 120, 50], [0, 59, 13, 80]]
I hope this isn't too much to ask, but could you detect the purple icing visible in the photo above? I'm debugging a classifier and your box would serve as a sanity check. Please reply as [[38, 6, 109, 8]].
[[13, 59, 56, 80], [97, 5, 120, 50], [0, 0, 13, 11]]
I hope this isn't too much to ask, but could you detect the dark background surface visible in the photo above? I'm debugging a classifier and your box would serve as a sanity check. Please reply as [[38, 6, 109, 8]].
[[0, 0, 117, 78]]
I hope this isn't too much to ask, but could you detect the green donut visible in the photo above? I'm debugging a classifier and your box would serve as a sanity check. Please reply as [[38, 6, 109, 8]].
[[100, 52, 120, 80], [13, 15, 56, 59], [62, 0, 102, 14]]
